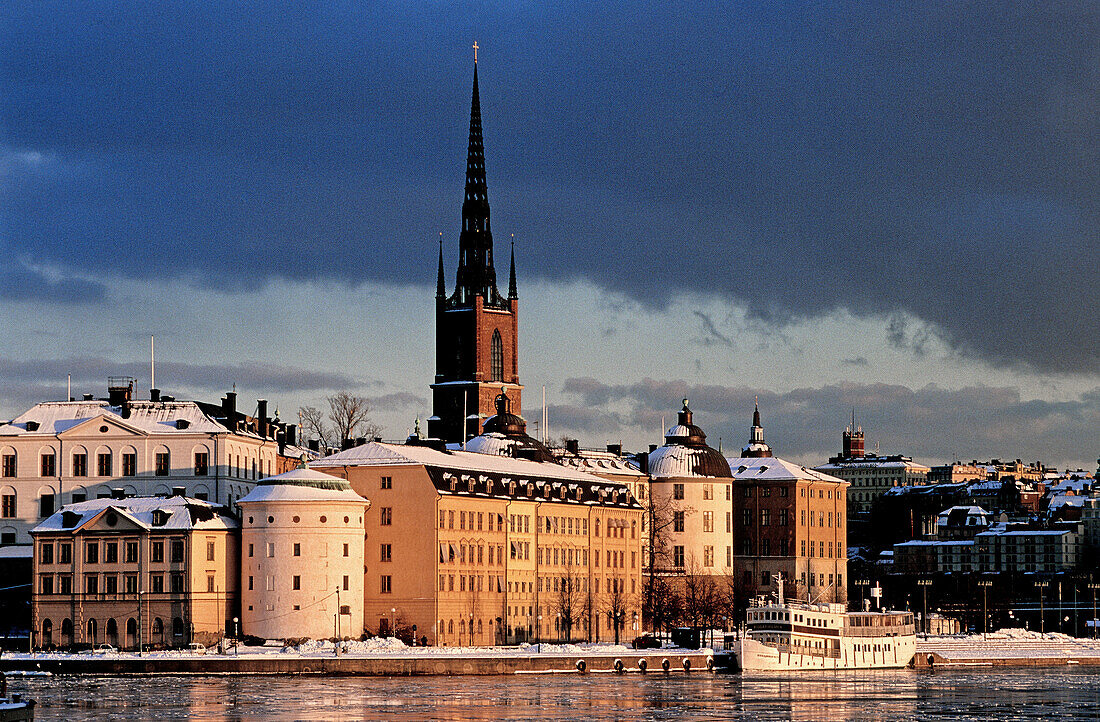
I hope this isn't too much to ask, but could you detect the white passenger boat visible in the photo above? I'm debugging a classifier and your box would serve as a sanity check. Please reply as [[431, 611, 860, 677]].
[[719, 578, 916, 671]]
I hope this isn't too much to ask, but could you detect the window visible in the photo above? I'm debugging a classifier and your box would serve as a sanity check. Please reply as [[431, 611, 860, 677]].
[[71, 491, 86, 503], [381, 476, 392, 490], [85, 541, 99, 564], [380, 507, 392, 526], [207, 541, 216, 561], [125, 575, 138, 593], [778, 509, 789, 526], [40, 575, 53, 595], [1, 491, 15, 518], [1, 454, 14, 478], [248, 576, 254, 591], [343, 543, 349, 557], [726, 485, 731, 501], [726, 511, 731, 533], [673, 511, 685, 533], [292, 575, 301, 591], [702, 511, 713, 533], [490, 330, 504, 383], [170, 540, 184, 563], [702, 483, 713, 500], [104, 575, 117, 594], [85, 575, 98, 594], [40, 453, 55, 477], [703, 545, 714, 567], [59, 575, 72, 594], [40, 542, 53, 564], [266, 542, 275, 558], [743, 508, 752, 526], [39, 493, 55, 518], [343, 575, 350, 591], [104, 542, 118, 563], [155, 452, 170, 476], [673, 483, 684, 500], [265, 576, 275, 591], [380, 575, 392, 594], [72, 453, 87, 477], [150, 574, 164, 593], [761, 571, 770, 586], [194, 452, 209, 476], [122, 453, 136, 477], [151, 541, 164, 563], [673, 545, 685, 568], [97, 452, 112, 476], [380, 544, 392, 562], [760, 509, 770, 526], [59, 543, 72, 563]]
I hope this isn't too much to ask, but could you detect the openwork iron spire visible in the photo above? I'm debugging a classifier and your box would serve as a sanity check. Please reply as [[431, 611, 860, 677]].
[[452, 61, 501, 306], [436, 232, 446, 299], [508, 233, 518, 300]]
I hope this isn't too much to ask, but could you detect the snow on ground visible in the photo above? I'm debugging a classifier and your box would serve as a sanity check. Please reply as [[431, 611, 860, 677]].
[[918, 628, 1100, 659], [0, 639, 645, 662]]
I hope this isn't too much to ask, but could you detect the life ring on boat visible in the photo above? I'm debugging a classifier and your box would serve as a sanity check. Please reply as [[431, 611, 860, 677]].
[[661, 658, 671, 672], [576, 659, 587, 673], [613, 659, 624, 673], [682, 658, 691, 672], [638, 659, 648, 673]]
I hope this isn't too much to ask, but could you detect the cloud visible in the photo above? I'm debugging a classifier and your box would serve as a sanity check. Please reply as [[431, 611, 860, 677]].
[[2, 3, 1098, 372], [0, 356, 360, 409], [558, 376, 1100, 471], [367, 392, 427, 410], [842, 357, 868, 367], [691, 311, 733, 347], [0, 263, 107, 304]]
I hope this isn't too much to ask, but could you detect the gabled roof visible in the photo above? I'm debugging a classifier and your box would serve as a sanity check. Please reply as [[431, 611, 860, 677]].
[[0, 400, 228, 437], [32, 495, 237, 534], [727, 455, 846, 484]]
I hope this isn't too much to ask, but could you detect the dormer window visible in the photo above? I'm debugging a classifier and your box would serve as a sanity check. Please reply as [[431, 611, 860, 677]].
[[526, 483, 533, 498], [151, 509, 171, 527]]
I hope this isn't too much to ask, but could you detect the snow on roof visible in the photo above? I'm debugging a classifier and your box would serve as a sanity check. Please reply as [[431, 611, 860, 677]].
[[32, 495, 237, 534], [816, 458, 931, 472], [0, 400, 227, 436], [558, 454, 646, 477], [312, 441, 615, 485], [0, 545, 33, 559], [648, 444, 732, 479], [238, 467, 367, 504], [727, 456, 846, 484]]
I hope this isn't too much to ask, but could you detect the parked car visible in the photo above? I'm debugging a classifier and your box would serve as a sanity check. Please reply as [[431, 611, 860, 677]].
[[187, 643, 207, 655], [631, 634, 661, 649], [93, 644, 117, 654]]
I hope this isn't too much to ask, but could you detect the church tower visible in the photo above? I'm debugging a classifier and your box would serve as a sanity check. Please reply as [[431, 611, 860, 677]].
[[429, 50, 522, 443]]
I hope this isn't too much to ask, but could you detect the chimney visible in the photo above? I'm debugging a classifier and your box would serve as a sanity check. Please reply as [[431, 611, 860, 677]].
[[354, 437, 366, 448], [649, 444, 658, 453], [107, 377, 134, 406], [150, 388, 161, 402], [286, 424, 297, 447], [341, 438, 354, 451], [566, 439, 579, 455], [171, 486, 186, 497], [223, 392, 237, 420], [307, 438, 320, 452], [637, 452, 650, 474], [606, 443, 621, 456], [82, 394, 94, 401], [111, 488, 126, 500], [257, 399, 268, 438]]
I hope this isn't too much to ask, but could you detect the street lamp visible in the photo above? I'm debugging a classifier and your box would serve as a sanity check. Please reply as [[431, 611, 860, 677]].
[[392, 608, 397, 638], [232, 617, 239, 656], [1035, 581, 1050, 636], [1087, 583, 1100, 638], [854, 579, 871, 610], [917, 579, 933, 636], [977, 580, 994, 637]]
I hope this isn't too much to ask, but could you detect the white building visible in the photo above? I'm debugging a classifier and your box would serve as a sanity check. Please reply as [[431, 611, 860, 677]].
[[0, 380, 294, 546], [238, 467, 369, 640]]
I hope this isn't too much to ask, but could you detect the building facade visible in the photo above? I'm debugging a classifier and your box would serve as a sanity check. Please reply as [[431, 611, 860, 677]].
[[312, 437, 644, 646], [430, 59, 521, 443], [0, 380, 304, 546], [814, 423, 930, 516], [30, 494, 239, 649]]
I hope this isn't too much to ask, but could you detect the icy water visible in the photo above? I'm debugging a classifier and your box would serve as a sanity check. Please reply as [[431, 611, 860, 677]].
[[9, 668, 1100, 721]]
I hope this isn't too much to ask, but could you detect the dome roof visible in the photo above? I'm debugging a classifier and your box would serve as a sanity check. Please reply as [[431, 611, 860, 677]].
[[468, 390, 556, 463], [238, 467, 368, 504], [647, 400, 732, 479]]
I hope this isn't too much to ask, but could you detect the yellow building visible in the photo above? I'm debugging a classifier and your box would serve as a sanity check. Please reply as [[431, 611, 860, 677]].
[[313, 434, 644, 646], [30, 493, 239, 649]]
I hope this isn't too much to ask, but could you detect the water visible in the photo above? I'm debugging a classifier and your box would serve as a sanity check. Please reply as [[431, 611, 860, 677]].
[[8, 669, 1100, 720]]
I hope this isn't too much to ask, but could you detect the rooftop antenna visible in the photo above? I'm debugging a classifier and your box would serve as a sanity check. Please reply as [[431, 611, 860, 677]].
[[542, 386, 547, 445], [150, 335, 155, 392], [67, 373, 71, 402]]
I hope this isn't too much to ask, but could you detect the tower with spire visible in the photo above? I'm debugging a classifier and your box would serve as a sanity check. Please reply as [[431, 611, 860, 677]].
[[429, 48, 522, 443], [741, 398, 774, 458]]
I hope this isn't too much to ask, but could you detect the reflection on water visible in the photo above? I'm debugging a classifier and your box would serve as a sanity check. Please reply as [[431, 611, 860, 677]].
[[9, 668, 1100, 720]]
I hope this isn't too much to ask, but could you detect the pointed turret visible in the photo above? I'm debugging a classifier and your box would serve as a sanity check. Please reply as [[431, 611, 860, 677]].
[[436, 233, 446, 299], [508, 234, 518, 300], [742, 397, 774, 458]]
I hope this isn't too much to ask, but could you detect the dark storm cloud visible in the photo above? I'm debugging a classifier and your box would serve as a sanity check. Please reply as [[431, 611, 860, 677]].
[[3, 3, 1098, 371], [559, 377, 1100, 471]]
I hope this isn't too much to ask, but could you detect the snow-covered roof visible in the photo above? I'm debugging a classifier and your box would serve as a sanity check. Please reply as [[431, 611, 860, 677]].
[[32, 495, 237, 534], [816, 458, 931, 472], [728, 456, 846, 484], [0, 545, 33, 559], [557, 453, 646, 477], [0, 400, 228, 436], [312, 441, 614, 485], [239, 468, 367, 504]]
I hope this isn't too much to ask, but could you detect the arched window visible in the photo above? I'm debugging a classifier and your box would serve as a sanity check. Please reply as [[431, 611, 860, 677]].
[[126, 618, 137, 650], [152, 618, 164, 644], [106, 618, 118, 646], [490, 330, 503, 382], [61, 618, 73, 646], [172, 617, 185, 639], [0, 485, 16, 519], [42, 618, 53, 647]]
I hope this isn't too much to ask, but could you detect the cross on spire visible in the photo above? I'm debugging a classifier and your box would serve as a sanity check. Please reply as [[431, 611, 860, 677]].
[[472, 41, 479, 64]]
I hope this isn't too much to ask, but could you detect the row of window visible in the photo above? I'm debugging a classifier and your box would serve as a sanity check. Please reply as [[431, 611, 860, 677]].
[[39, 571, 187, 595], [246, 573, 353, 593], [39, 539, 188, 565], [0, 451, 206, 478], [247, 541, 352, 559]]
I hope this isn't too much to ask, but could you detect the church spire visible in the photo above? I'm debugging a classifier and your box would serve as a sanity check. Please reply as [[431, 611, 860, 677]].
[[436, 232, 446, 299], [508, 233, 518, 300], [452, 57, 500, 305], [742, 397, 773, 458]]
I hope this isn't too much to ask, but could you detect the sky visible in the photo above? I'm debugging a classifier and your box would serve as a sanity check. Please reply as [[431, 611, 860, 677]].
[[2, 2, 1098, 471]]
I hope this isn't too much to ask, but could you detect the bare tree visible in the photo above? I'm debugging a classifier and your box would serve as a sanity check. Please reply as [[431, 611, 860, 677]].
[[556, 552, 584, 643], [604, 576, 629, 645], [298, 392, 382, 449], [682, 559, 721, 646], [642, 490, 688, 633]]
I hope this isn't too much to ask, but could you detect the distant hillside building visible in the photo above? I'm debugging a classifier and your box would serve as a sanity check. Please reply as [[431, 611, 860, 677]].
[[813, 420, 929, 516]]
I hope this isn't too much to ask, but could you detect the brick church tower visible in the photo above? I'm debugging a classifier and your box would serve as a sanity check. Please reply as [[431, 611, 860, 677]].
[[429, 55, 522, 443]]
